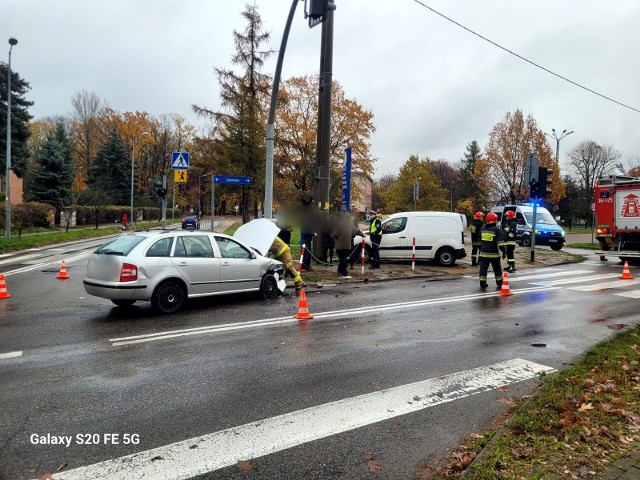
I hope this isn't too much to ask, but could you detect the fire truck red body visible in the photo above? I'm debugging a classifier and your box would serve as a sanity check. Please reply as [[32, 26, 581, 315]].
[[594, 175, 640, 260]]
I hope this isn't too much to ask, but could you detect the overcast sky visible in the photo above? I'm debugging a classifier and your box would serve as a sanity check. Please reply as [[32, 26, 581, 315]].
[[3, 0, 639, 178]]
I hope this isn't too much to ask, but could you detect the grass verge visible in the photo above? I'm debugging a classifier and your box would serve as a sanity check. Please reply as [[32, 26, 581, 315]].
[[429, 325, 640, 479]]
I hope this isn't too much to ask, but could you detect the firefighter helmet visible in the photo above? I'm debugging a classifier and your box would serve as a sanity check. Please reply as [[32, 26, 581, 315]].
[[486, 212, 498, 224], [505, 210, 516, 219], [473, 211, 484, 220]]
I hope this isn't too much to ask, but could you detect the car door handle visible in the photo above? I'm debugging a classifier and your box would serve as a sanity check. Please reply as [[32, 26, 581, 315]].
[[399, 236, 407, 239], [222, 261, 231, 266], [178, 262, 188, 266]]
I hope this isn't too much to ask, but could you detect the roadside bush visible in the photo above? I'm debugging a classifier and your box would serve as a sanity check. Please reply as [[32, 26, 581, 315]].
[[0, 201, 55, 232]]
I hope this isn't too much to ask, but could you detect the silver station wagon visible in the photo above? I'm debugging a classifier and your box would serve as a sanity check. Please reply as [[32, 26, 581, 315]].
[[83, 230, 286, 314]]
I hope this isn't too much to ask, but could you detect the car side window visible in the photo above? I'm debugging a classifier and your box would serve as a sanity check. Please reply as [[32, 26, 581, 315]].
[[516, 213, 526, 225], [174, 236, 214, 258], [215, 237, 252, 259], [383, 217, 407, 234], [146, 238, 173, 257]]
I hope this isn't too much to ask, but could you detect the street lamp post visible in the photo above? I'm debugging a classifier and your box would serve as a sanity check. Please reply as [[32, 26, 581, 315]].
[[5, 37, 17, 239], [130, 133, 150, 227], [545, 128, 574, 165]]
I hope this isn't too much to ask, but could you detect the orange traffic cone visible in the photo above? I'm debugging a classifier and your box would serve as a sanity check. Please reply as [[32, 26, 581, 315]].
[[619, 261, 634, 280], [500, 272, 513, 296], [294, 288, 313, 319], [56, 260, 70, 280], [0, 275, 11, 299]]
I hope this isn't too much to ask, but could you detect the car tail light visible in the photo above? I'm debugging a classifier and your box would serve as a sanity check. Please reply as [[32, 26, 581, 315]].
[[120, 263, 138, 282], [596, 227, 609, 235]]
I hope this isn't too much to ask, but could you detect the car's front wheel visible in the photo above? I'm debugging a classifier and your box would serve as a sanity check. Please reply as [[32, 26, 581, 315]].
[[260, 273, 279, 300], [152, 280, 186, 314], [550, 243, 563, 251], [521, 235, 531, 247], [111, 299, 136, 308]]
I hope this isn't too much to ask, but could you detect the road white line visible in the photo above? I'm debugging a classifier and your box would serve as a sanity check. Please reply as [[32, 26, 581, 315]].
[[0, 350, 23, 360], [506, 269, 595, 282], [0, 253, 39, 266], [51, 358, 554, 480], [568, 277, 640, 291], [2, 252, 90, 276], [111, 286, 561, 347]]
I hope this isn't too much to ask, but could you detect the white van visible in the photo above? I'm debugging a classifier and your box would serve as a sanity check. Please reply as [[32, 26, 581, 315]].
[[353, 211, 466, 266]]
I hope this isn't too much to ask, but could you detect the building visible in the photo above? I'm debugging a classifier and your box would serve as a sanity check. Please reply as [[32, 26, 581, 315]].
[[350, 171, 373, 213], [1, 171, 24, 205]]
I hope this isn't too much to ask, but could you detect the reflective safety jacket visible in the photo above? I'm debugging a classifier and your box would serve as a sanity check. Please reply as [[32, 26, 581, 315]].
[[499, 219, 517, 246], [479, 224, 503, 258], [370, 217, 382, 236], [469, 219, 483, 245]]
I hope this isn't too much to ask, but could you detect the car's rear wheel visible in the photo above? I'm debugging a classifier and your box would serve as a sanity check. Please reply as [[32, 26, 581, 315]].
[[152, 280, 186, 314], [436, 247, 456, 267], [111, 299, 136, 308], [260, 273, 279, 300], [550, 243, 563, 251]]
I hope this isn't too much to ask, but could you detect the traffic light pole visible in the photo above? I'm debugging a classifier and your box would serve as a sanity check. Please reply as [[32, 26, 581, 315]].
[[530, 202, 537, 262]]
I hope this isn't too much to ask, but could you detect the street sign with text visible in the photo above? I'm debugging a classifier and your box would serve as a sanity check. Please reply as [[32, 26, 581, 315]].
[[213, 176, 252, 185]]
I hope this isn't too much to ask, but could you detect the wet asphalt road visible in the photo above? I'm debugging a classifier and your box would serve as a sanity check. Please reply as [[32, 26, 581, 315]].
[[0, 242, 638, 479]]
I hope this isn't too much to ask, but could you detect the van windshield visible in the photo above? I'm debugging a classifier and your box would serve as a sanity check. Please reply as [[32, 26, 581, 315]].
[[523, 211, 557, 225]]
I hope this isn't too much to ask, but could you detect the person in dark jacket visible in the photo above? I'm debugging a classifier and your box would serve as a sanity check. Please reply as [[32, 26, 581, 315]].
[[500, 210, 518, 272], [332, 212, 364, 278], [469, 211, 484, 266], [321, 215, 336, 265], [299, 218, 316, 270], [478, 212, 503, 290]]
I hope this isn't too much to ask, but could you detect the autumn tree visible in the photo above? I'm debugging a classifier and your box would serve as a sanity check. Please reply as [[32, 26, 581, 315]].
[[371, 174, 397, 213], [24, 124, 75, 214], [87, 130, 130, 205], [383, 155, 448, 212], [274, 75, 375, 208], [1, 63, 33, 177], [193, 3, 271, 223], [567, 140, 621, 224], [69, 90, 107, 188], [478, 109, 560, 204], [430, 159, 460, 211]]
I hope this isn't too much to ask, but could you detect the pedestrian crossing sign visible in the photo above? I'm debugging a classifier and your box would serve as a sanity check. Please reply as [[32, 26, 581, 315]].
[[174, 170, 188, 183], [171, 151, 190, 170]]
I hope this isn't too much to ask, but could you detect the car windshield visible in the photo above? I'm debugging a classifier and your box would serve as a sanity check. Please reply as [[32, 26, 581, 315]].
[[94, 236, 146, 256], [523, 211, 557, 225]]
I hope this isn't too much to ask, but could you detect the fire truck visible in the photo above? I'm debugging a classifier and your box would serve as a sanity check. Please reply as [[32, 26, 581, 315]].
[[594, 174, 640, 261]]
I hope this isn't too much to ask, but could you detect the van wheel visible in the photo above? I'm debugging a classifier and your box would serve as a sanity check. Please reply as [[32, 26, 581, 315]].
[[357, 244, 372, 262], [436, 247, 456, 267], [550, 243, 563, 251], [521, 236, 531, 247]]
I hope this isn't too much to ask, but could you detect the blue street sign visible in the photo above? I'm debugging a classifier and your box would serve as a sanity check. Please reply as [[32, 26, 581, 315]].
[[171, 152, 190, 170], [341, 147, 352, 212], [214, 176, 252, 185]]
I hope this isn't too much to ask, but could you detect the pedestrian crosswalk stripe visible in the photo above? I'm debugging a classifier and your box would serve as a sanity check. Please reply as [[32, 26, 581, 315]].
[[568, 277, 640, 292], [528, 273, 619, 286], [507, 269, 595, 282], [614, 290, 640, 298], [50, 358, 554, 480]]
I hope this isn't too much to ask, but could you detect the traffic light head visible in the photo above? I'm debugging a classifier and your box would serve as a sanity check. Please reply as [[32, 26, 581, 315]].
[[538, 167, 554, 198], [156, 187, 167, 198], [529, 179, 540, 199]]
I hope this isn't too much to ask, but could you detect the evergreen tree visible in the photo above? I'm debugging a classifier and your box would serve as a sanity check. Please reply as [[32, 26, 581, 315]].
[[458, 141, 485, 210], [1, 63, 34, 177], [193, 4, 272, 223], [87, 130, 130, 205], [24, 127, 74, 210]]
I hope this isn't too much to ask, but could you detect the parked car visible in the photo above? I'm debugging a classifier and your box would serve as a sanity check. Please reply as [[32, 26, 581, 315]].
[[83, 230, 286, 314], [353, 211, 466, 266], [490, 204, 566, 250], [182, 215, 200, 230]]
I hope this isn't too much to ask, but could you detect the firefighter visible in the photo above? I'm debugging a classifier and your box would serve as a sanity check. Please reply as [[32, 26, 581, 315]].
[[369, 210, 383, 269], [268, 236, 305, 292], [478, 212, 503, 290], [501, 210, 518, 272], [469, 211, 484, 266]]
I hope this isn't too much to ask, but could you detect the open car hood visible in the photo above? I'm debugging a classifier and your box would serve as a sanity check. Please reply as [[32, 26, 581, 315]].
[[233, 218, 281, 256]]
